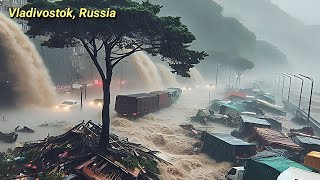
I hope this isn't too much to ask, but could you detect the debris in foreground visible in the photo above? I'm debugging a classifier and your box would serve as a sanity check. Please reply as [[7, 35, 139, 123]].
[[0, 121, 168, 179], [0, 131, 18, 143]]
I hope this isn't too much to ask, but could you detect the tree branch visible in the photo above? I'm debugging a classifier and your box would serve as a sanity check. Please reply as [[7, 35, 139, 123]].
[[97, 42, 104, 52], [80, 38, 105, 80], [111, 47, 142, 68]]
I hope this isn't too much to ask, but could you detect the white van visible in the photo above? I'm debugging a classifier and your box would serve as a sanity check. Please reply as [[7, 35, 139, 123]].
[[225, 167, 245, 180]]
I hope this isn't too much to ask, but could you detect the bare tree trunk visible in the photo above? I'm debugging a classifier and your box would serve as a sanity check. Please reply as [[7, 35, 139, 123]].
[[99, 78, 111, 149], [99, 44, 112, 149]]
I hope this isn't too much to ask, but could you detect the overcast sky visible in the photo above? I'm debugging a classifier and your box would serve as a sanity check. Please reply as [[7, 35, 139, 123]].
[[271, 0, 320, 25]]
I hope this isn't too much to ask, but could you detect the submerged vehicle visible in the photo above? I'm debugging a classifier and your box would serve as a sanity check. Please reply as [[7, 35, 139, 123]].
[[55, 100, 79, 111], [226, 166, 244, 180], [90, 98, 103, 107], [182, 85, 193, 91], [115, 88, 181, 118], [14, 126, 35, 133], [0, 131, 18, 143]]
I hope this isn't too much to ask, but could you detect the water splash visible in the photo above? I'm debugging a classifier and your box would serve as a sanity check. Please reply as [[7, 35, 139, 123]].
[[156, 63, 179, 87], [129, 52, 164, 91], [189, 67, 206, 84], [0, 13, 56, 107]]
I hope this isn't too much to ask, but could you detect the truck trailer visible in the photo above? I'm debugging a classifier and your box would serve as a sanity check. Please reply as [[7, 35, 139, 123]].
[[115, 93, 159, 118], [115, 88, 181, 118]]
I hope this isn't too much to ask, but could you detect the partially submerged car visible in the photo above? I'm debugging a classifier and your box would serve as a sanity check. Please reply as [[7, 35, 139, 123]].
[[0, 131, 18, 143], [55, 100, 79, 111], [90, 98, 103, 107], [182, 85, 193, 91], [206, 83, 215, 89]]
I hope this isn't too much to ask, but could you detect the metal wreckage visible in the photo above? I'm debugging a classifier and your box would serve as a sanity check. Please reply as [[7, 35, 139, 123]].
[[182, 87, 320, 173], [0, 121, 169, 180]]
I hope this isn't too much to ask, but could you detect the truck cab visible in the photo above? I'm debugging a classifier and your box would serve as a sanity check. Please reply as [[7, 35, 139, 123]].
[[225, 166, 244, 180]]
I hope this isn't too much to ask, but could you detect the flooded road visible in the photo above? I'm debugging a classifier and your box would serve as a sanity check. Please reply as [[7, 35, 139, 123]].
[[0, 87, 308, 179]]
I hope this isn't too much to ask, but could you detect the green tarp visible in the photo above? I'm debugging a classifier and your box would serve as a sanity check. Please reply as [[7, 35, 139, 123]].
[[244, 156, 314, 180]]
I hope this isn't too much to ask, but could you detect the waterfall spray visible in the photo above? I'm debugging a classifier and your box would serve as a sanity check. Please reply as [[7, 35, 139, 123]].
[[0, 13, 56, 107]]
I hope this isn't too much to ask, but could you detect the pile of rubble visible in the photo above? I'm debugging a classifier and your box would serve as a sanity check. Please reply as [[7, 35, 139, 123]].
[[0, 121, 168, 179], [189, 109, 240, 127]]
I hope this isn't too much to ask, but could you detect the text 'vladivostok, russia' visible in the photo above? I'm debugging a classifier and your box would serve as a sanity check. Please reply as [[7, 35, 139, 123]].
[[8, 8, 117, 19]]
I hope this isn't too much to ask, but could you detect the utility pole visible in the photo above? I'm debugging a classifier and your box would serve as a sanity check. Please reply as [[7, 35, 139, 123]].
[[299, 74, 314, 126]]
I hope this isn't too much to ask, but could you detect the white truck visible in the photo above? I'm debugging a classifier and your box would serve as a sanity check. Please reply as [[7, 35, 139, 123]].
[[225, 167, 244, 180]]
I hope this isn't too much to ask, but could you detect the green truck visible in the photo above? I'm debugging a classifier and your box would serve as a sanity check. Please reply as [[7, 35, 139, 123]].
[[244, 156, 315, 180]]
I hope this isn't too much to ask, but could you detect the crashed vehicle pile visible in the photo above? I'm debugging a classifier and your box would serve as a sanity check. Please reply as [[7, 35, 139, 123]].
[[0, 121, 166, 180], [183, 86, 320, 178], [190, 88, 286, 128]]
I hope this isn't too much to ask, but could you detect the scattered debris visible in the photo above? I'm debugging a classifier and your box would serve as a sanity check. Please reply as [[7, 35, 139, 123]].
[[290, 127, 314, 136], [0, 132, 18, 143], [249, 127, 303, 152], [256, 99, 286, 116], [0, 121, 168, 179], [189, 109, 240, 127], [14, 126, 35, 133], [38, 121, 68, 127]]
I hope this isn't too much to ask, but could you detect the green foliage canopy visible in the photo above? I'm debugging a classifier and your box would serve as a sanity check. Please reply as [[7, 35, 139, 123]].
[[23, 0, 208, 78]]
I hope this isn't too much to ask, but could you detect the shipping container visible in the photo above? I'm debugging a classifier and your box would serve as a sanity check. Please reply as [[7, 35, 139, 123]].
[[201, 133, 256, 164], [244, 156, 314, 180], [115, 93, 159, 117], [149, 91, 170, 109], [304, 151, 320, 171]]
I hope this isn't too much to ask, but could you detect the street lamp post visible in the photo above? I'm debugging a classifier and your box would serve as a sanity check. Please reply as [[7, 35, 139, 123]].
[[216, 65, 220, 88], [280, 74, 285, 98], [299, 74, 314, 126], [277, 74, 281, 94], [293, 75, 304, 109], [282, 73, 292, 102], [285, 73, 292, 102]]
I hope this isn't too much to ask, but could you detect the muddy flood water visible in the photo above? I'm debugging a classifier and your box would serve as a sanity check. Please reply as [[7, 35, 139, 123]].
[[0, 87, 305, 179]]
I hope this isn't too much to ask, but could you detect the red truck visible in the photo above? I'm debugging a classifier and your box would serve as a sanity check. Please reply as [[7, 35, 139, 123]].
[[115, 88, 181, 118], [149, 91, 170, 109]]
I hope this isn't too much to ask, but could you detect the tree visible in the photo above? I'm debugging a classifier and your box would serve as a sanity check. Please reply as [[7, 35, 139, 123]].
[[231, 57, 254, 86], [22, 0, 207, 149], [209, 51, 254, 86]]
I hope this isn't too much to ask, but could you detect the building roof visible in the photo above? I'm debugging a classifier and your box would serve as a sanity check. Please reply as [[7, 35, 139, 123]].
[[209, 133, 255, 146], [295, 136, 320, 146], [254, 156, 313, 173], [241, 115, 271, 126]]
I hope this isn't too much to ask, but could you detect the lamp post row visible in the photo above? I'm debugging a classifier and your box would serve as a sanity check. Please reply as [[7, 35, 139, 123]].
[[274, 73, 313, 126]]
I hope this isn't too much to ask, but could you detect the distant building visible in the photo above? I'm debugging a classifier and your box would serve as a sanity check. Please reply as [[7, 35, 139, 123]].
[[1, 0, 97, 84], [70, 45, 97, 82], [0, 0, 29, 31]]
